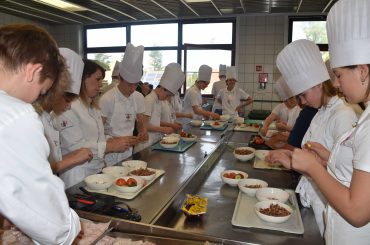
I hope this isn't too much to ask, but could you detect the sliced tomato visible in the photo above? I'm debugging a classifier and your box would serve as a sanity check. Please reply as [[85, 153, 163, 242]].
[[127, 178, 137, 187], [116, 178, 127, 186]]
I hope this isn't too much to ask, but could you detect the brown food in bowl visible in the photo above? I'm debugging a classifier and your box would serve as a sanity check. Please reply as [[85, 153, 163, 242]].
[[130, 168, 155, 176], [259, 203, 291, 217], [235, 148, 253, 155]]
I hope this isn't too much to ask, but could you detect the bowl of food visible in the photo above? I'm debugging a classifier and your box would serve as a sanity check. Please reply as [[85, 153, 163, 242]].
[[203, 120, 213, 126], [238, 179, 268, 197], [167, 133, 181, 139], [210, 121, 224, 129], [114, 176, 144, 193], [84, 174, 114, 190], [221, 170, 248, 187], [233, 146, 255, 162], [220, 114, 231, 122], [121, 160, 147, 171], [159, 136, 179, 149], [255, 200, 292, 223], [255, 150, 270, 161], [256, 187, 290, 203], [180, 131, 197, 142], [129, 167, 157, 181], [190, 119, 202, 127], [102, 166, 129, 178]]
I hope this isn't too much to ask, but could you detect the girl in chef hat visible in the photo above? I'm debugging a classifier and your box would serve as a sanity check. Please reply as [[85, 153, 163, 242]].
[[266, 38, 358, 236], [272, 0, 370, 244]]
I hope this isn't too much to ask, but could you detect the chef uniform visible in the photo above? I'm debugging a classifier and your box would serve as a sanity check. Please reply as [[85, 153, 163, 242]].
[[100, 44, 145, 166], [172, 91, 183, 113], [216, 66, 251, 117], [211, 64, 227, 113], [134, 63, 185, 152], [101, 61, 120, 94], [277, 39, 358, 235], [161, 99, 176, 123], [40, 47, 84, 165], [324, 1, 370, 244], [183, 65, 212, 121]]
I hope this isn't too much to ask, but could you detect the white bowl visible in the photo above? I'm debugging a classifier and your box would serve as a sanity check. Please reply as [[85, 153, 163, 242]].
[[233, 146, 256, 162], [102, 166, 129, 178], [255, 150, 270, 161], [84, 174, 114, 190], [256, 187, 290, 203], [238, 179, 268, 197], [220, 114, 230, 122], [166, 133, 180, 139], [235, 116, 244, 124], [181, 135, 197, 142], [114, 176, 144, 193], [255, 200, 293, 223], [121, 160, 148, 171], [221, 170, 248, 187], [129, 167, 157, 181], [190, 120, 202, 126], [210, 121, 225, 129], [203, 120, 213, 126], [159, 136, 179, 149]]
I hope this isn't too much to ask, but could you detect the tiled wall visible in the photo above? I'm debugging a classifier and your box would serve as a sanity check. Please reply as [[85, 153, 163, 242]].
[[236, 15, 288, 113]]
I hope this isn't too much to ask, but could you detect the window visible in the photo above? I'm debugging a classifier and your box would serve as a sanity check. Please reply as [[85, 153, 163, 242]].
[[183, 23, 233, 44], [86, 27, 126, 48], [131, 23, 178, 47]]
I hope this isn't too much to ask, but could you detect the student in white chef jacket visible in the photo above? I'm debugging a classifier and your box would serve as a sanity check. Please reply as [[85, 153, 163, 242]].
[[161, 93, 193, 125], [274, 1, 370, 244], [216, 66, 253, 117], [266, 39, 357, 236], [57, 60, 133, 188], [0, 24, 80, 244], [134, 63, 185, 152], [38, 48, 93, 174], [99, 43, 147, 166], [182, 65, 220, 122], [211, 64, 227, 114], [101, 60, 120, 94]]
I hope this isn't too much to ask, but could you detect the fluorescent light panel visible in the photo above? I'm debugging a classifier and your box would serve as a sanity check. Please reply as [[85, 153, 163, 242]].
[[33, 0, 86, 12]]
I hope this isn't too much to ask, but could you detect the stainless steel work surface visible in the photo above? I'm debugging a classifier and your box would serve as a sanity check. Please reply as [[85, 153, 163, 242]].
[[153, 142, 324, 245]]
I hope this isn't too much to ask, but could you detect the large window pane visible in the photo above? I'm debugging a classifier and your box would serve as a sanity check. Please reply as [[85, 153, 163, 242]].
[[183, 23, 233, 44], [87, 52, 124, 86], [131, 23, 178, 47], [86, 27, 126, 48], [292, 21, 327, 44], [142, 50, 178, 89], [183, 50, 232, 94]]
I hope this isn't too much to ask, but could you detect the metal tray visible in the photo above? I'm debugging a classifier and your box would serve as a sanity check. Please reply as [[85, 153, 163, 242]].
[[152, 140, 196, 153], [231, 189, 304, 234], [85, 169, 165, 200]]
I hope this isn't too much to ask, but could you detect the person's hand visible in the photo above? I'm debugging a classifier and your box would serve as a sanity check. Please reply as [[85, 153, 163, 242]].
[[121, 136, 139, 146], [161, 127, 175, 134], [265, 149, 292, 168], [210, 112, 220, 120], [276, 121, 287, 130], [260, 126, 268, 136], [302, 141, 330, 166], [107, 137, 131, 152], [171, 122, 183, 131], [72, 148, 93, 163], [137, 131, 148, 142], [291, 148, 325, 175]]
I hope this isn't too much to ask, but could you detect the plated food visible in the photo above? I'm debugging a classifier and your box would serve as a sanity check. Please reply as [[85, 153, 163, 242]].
[[255, 150, 269, 161], [84, 174, 114, 190], [221, 170, 248, 186], [121, 160, 147, 171], [219, 114, 230, 122], [250, 135, 265, 145], [190, 119, 202, 126], [180, 131, 198, 142], [102, 166, 129, 178], [233, 146, 255, 161], [181, 194, 208, 217], [159, 136, 180, 149], [129, 167, 156, 181], [255, 200, 292, 223], [238, 178, 268, 197], [210, 121, 224, 129], [114, 176, 144, 193], [256, 187, 290, 203]]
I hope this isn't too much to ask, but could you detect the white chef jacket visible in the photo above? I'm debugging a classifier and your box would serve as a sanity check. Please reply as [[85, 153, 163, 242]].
[[161, 100, 176, 123], [286, 105, 301, 128], [271, 103, 290, 122], [134, 90, 162, 153], [56, 99, 106, 189], [216, 87, 251, 116], [324, 103, 370, 245], [172, 92, 183, 113], [99, 86, 145, 165], [183, 85, 203, 120], [296, 96, 357, 235], [0, 90, 80, 244], [211, 79, 226, 112], [40, 111, 62, 164]]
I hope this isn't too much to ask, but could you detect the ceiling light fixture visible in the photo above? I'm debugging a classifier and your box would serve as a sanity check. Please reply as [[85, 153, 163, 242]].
[[184, 0, 211, 3], [33, 0, 87, 12]]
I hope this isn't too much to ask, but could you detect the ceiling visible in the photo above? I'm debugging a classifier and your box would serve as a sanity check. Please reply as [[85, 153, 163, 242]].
[[0, 0, 337, 25]]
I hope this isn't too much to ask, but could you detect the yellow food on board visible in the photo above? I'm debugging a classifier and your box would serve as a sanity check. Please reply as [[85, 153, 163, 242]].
[[181, 194, 208, 216]]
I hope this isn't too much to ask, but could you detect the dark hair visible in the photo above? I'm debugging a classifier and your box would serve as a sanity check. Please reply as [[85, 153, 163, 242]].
[[80, 59, 105, 108]]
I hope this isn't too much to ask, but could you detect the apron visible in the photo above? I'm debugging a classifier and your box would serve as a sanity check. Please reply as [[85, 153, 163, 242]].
[[104, 89, 136, 166], [325, 107, 370, 245]]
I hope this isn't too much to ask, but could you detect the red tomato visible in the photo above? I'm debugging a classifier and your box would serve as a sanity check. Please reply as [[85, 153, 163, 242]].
[[180, 131, 187, 137], [254, 123, 260, 128], [126, 178, 137, 187], [116, 178, 127, 186]]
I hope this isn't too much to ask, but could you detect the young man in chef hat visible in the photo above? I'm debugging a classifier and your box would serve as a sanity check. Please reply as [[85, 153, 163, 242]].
[[100, 43, 148, 165], [216, 66, 253, 117], [211, 64, 227, 114], [134, 63, 185, 153], [183, 65, 220, 122]]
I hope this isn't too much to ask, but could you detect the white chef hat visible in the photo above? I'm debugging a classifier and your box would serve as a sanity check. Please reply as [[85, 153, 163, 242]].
[[276, 39, 329, 96], [219, 64, 227, 76], [274, 76, 292, 101], [327, 0, 370, 68], [119, 43, 144, 84], [197, 65, 212, 83], [226, 66, 237, 80], [59, 47, 83, 95], [112, 61, 120, 77], [159, 63, 185, 94]]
